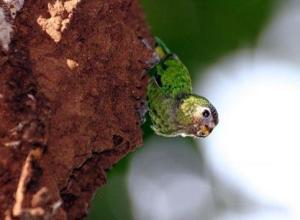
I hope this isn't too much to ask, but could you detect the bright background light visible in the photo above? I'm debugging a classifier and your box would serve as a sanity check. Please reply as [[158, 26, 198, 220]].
[[198, 55, 300, 220], [127, 137, 215, 220], [196, 0, 300, 219], [128, 0, 300, 220]]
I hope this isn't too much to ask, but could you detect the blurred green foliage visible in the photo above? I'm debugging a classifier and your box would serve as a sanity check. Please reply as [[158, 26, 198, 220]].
[[141, 0, 274, 73], [88, 157, 133, 220], [88, 0, 275, 219]]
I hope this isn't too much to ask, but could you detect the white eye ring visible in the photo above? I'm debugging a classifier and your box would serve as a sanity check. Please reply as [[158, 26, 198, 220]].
[[202, 109, 210, 118]]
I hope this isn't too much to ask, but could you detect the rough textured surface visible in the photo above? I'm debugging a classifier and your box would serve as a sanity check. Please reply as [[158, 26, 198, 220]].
[[0, 0, 153, 219]]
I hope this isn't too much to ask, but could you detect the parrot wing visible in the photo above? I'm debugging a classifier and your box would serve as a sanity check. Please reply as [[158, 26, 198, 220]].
[[149, 37, 193, 98], [148, 55, 192, 99], [147, 78, 178, 136], [146, 38, 193, 136]]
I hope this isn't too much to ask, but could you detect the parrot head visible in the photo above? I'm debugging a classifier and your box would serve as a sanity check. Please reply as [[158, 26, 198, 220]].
[[178, 95, 219, 138]]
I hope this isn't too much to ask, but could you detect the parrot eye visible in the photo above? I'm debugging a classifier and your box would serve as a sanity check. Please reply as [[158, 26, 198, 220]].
[[202, 109, 210, 118]]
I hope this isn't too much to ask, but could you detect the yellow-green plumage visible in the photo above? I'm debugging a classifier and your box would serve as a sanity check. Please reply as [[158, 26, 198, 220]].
[[147, 37, 218, 138]]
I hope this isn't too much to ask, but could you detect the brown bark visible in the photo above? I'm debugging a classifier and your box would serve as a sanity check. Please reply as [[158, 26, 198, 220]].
[[0, 0, 154, 219]]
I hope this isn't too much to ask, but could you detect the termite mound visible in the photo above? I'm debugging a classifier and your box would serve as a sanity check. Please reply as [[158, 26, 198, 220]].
[[0, 0, 154, 219]]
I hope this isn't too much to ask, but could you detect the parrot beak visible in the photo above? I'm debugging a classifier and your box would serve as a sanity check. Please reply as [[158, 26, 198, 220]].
[[203, 125, 212, 136], [197, 125, 212, 138]]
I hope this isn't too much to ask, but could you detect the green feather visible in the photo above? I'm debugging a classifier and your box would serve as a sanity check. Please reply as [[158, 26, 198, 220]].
[[147, 38, 192, 136], [147, 37, 218, 138], [149, 38, 192, 99]]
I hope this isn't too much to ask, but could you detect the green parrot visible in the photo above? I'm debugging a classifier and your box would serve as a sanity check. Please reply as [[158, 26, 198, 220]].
[[147, 37, 219, 138]]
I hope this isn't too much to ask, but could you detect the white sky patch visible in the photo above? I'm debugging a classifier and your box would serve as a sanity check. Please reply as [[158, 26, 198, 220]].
[[199, 53, 300, 199], [127, 137, 215, 220], [196, 52, 300, 220], [195, 1, 300, 219], [215, 209, 292, 220]]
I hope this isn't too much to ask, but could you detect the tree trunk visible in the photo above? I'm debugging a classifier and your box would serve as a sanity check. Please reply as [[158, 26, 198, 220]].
[[0, 0, 153, 219]]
